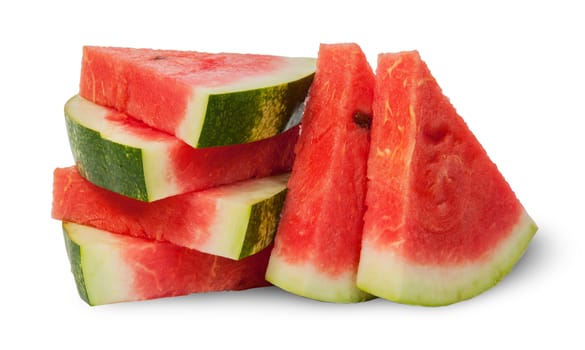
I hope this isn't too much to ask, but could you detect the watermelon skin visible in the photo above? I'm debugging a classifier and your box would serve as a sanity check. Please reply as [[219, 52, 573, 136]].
[[62, 222, 272, 306], [65, 95, 298, 202], [356, 51, 538, 306], [265, 43, 375, 303], [79, 46, 315, 148], [52, 166, 288, 260]]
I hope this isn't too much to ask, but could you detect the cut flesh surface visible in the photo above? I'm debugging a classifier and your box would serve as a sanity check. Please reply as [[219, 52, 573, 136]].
[[53, 166, 288, 260], [79, 46, 315, 148], [64, 95, 298, 201], [265, 43, 375, 303], [62, 222, 272, 306], [356, 51, 537, 306]]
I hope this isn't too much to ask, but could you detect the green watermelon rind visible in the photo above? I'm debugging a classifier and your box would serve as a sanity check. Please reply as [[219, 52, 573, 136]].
[[62, 222, 134, 306], [265, 257, 374, 303], [356, 209, 537, 306], [194, 73, 314, 148], [65, 109, 150, 201], [62, 226, 89, 304], [239, 189, 287, 259], [64, 95, 175, 202]]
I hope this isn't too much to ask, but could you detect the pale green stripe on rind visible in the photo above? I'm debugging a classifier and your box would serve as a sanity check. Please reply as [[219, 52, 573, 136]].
[[62, 225, 89, 304], [265, 256, 374, 303], [65, 95, 177, 202], [62, 222, 134, 306], [198, 174, 289, 260], [356, 209, 538, 306]]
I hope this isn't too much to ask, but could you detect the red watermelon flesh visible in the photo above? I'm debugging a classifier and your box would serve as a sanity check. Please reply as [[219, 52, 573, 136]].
[[265, 43, 375, 302], [356, 51, 537, 306], [52, 166, 288, 260], [62, 222, 272, 306]]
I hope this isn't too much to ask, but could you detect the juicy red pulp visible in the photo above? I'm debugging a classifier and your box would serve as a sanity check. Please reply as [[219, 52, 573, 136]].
[[365, 51, 522, 265]]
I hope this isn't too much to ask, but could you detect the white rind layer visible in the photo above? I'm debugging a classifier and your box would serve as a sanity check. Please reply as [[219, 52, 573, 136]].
[[64, 222, 134, 306], [265, 254, 373, 303], [356, 208, 537, 306], [199, 173, 290, 259]]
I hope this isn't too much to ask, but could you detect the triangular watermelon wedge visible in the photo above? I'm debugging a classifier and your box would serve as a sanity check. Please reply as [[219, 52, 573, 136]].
[[79, 46, 315, 148], [356, 51, 537, 306], [265, 43, 375, 303]]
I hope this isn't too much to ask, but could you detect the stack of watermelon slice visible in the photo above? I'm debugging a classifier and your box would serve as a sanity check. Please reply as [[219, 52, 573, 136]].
[[53, 44, 537, 307], [52, 46, 316, 305]]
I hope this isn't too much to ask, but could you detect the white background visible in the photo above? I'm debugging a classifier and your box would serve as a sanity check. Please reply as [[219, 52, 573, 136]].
[[1, 0, 583, 348]]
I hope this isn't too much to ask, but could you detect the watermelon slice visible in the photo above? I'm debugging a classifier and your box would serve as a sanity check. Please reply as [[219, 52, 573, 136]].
[[64, 95, 298, 202], [79, 46, 315, 148], [62, 221, 272, 306], [52, 166, 288, 260], [356, 51, 538, 306], [265, 43, 375, 303]]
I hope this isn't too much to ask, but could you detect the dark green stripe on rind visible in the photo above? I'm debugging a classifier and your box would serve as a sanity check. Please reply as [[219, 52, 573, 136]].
[[64, 112, 149, 201], [239, 189, 287, 259], [197, 74, 314, 148], [62, 225, 90, 305]]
